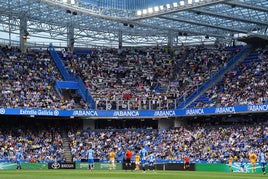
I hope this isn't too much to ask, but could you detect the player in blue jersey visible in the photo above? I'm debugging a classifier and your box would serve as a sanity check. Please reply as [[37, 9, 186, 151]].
[[259, 150, 267, 175], [148, 151, 156, 171], [240, 156, 245, 172], [139, 146, 148, 173], [86, 145, 95, 171], [15, 150, 23, 170]]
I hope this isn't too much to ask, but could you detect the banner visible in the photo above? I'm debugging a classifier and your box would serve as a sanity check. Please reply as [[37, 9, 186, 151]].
[[0, 162, 47, 170], [195, 163, 268, 173], [48, 162, 76, 169], [0, 104, 268, 118], [0, 162, 266, 172], [155, 163, 195, 171], [76, 162, 122, 170]]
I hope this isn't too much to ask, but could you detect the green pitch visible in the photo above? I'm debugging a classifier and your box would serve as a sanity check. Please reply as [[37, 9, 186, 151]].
[[0, 170, 266, 179]]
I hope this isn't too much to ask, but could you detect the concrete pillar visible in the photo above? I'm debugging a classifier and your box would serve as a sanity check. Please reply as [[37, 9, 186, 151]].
[[20, 17, 28, 52], [118, 30, 123, 49], [67, 25, 75, 53], [174, 35, 178, 46], [167, 31, 175, 47]]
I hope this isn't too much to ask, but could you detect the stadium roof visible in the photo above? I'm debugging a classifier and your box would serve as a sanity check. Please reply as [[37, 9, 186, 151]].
[[0, 0, 267, 47]]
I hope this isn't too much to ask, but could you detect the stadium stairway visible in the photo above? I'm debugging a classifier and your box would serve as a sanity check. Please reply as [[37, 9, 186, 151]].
[[176, 44, 254, 109], [48, 43, 96, 109], [61, 131, 73, 162]]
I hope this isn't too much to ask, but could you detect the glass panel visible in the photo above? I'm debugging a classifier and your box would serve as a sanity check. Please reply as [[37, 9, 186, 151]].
[[80, 0, 180, 10]]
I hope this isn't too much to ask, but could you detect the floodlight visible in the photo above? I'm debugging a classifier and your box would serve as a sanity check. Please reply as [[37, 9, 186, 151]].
[[173, 2, 178, 8], [70, 0, 75, 5], [62, 0, 67, 3], [137, 10, 142, 16], [154, 6, 159, 12], [188, 0, 193, 4], [148, 7, 153, 14], [166, 4, 171, 9], [194, 0, 199, 2], [180, 1, 185, 6], [159, 5, 164, 10], [142, 9, 147, 15]]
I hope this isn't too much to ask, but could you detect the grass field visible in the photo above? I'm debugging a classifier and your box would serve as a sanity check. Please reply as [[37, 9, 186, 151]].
[[0, 170, 266, 179]]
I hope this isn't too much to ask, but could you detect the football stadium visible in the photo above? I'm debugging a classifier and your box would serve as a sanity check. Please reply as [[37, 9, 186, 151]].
[[0, 0, 267, 178]]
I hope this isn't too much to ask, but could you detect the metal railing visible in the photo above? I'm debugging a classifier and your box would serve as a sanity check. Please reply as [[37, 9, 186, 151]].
[[95, 99, 177, 110]]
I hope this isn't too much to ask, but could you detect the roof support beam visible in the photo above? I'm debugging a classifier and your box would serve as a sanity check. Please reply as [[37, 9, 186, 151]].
[[224, 1, 268, 12], [191, 9, 268, 26], [159, 15, 248, 34]]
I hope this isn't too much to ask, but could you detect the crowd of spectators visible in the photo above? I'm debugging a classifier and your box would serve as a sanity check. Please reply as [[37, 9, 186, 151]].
[[192, 47, 268, 108], [0, 116, 267, 164], [68, 117, 268, 164], [68, 128, 158, 162], [0, 43, 267, 167], [63, 45, 237, 110], [0, 119, 65, 163], [158, 123, 267, 163], [1, 44, 268, 110], [0, 45, 88, 109]]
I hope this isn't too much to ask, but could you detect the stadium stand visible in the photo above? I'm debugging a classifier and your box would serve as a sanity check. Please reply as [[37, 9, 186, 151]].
[[0, 45, 89, 109], [60, 45, 242, 110], [1, 43, 267, 110], [0, 43, 267, 165], [67, 115, 268, 164], [0, 118, 65, 163], [191, 47, 268, 108], [0, 114, 267, 164], [0, 0, 267, 174]]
